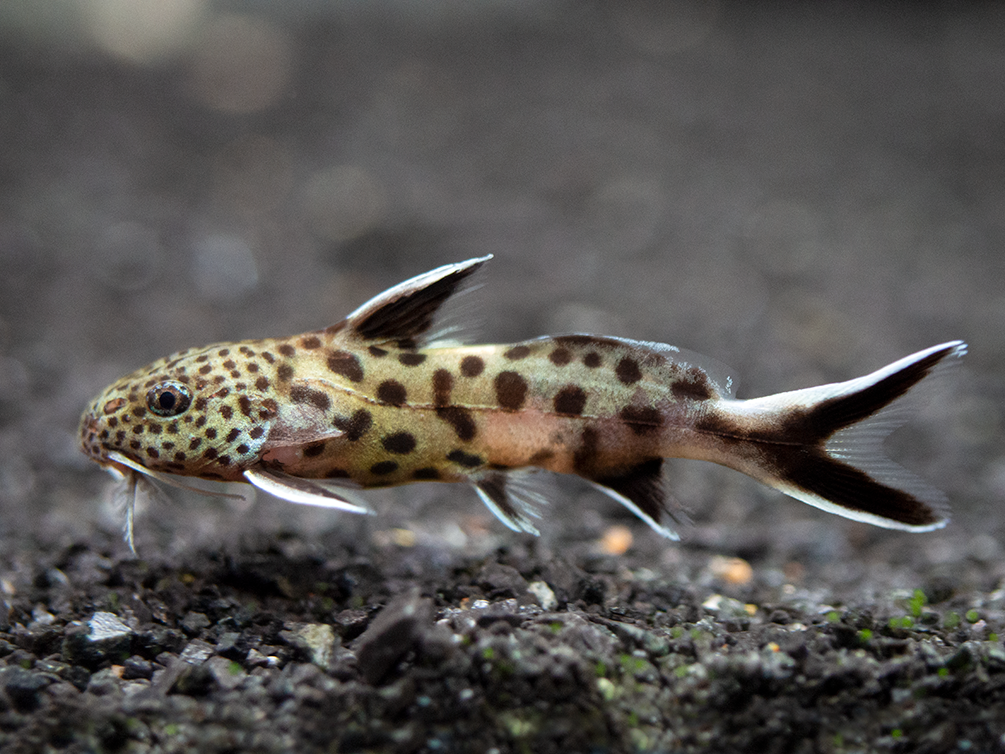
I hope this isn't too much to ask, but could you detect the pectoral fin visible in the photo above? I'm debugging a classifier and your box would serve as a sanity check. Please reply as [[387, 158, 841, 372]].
[[471, 470, 548, 535], [243, 466, 372, 514]]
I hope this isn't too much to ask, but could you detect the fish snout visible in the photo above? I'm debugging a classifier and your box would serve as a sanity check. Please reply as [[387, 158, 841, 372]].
[[79, 412, 107, 461]]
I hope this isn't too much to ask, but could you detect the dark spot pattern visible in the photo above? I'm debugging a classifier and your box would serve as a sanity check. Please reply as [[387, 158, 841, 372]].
[[256, 376, 270, 391], [278, 344, 296, 357], [583, 352, 602, 368], [206, 428, 217, 439], [504, 345, 531, 360], [553, 386, 588, 416], [437, 407, 477, 441], [370, 460, 398, 476], [327, 350, 364, 382], [494, 371, 528, 411], [190, 437, 203, 450], [236, 444, 249, 454], [412, 467, 440, 480], [199, 364, 212, 375], [447, 449, 483, 468], [249, 426, 265, 439], [334, 409, 373, 441], [262, 352, 275, 364], [549, 347, 572, 366], [218, 455, 231, 466], [671, 367, 714, 401], [225, 428, 241, 443], [616, 357, 643, 385], [460, 356, 485, 377], [398, 352, 427, 366], [619, 405, 664, 435], [239, 395, 254, 417], [368, 346, 388, 357], [300, 336, 321, 349], [382, 432, 417, 454], [204, 448, 218, 460], [303, 442, 326, 457], [277, 364, 294, 381], [290, 384, 332, 412], [432, 369, 453, 407], [377, 380, 407, 406], [223, 359, 236, 370], [247, 363, 259, 373], [220, 406, 233, 420]]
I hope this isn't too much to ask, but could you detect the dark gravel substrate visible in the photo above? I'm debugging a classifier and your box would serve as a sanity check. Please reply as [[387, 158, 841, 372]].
[[2, 2, 1003, 752], [2, 529, 1005, 754]]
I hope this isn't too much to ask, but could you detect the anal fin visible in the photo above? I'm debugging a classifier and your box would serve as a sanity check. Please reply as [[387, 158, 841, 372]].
[[590, 459, 683, 541], [472, 471, 548, 535], [243, 467, 372, 514]]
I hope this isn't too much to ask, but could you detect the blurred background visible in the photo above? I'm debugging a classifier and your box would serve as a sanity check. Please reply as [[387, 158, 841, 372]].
[[0, 1, 1001, 566]]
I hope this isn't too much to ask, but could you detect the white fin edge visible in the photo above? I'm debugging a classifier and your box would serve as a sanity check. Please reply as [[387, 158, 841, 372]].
[[472, 485, 536, 534], [243, 467, 373, 514], [737, 341, 967, 414], [587, 482, 681, 541], [107, 451, 245, 500], [346, 255, 493, 323], [470, 472, 549, 536], [771, 481, 948, 532]]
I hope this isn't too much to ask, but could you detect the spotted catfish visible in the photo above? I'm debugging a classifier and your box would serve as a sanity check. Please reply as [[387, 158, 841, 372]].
[[80, 256, 966, 551]]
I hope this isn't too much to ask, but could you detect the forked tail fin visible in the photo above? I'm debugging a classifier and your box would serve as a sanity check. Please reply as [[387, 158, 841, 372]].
[[726, 341, 967, 531]]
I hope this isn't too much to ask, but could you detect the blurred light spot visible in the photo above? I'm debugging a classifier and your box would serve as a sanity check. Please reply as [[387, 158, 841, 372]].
[[188, 13, 292, 113], [83, 0, 205, 65], [743, 200, 823, 276], [213, 135, 294, 213], [94, 221, 162, 291], [613, 0, 721, 55], [709, 555, 753, 586], [301, 166, 386, 243], [191, 232, 259, 303], [599, 524, 633, 556]]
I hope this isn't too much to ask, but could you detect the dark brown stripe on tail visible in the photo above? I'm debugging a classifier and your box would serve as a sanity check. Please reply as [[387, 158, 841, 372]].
[[800, 345, 955, 439], [743, 343, 961, 529], [784, 451, 942, 527]]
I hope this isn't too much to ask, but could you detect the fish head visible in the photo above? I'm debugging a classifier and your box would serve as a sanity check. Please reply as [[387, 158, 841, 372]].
[[79, 344, 277, 482]]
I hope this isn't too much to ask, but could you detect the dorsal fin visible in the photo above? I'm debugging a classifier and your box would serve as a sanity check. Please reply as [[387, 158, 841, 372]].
[[342, 256, 492, 346], [590, 459, 683, 541]]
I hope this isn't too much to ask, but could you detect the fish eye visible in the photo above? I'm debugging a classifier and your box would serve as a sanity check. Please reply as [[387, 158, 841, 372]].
[[146, 382, 192, 417]]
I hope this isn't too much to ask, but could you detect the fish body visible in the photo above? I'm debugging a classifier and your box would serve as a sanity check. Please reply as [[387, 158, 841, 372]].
[[80, 256, 966, 548]]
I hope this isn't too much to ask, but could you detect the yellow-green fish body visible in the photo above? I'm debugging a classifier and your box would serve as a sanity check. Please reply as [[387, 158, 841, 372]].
[[79, 256, 966, 547]]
